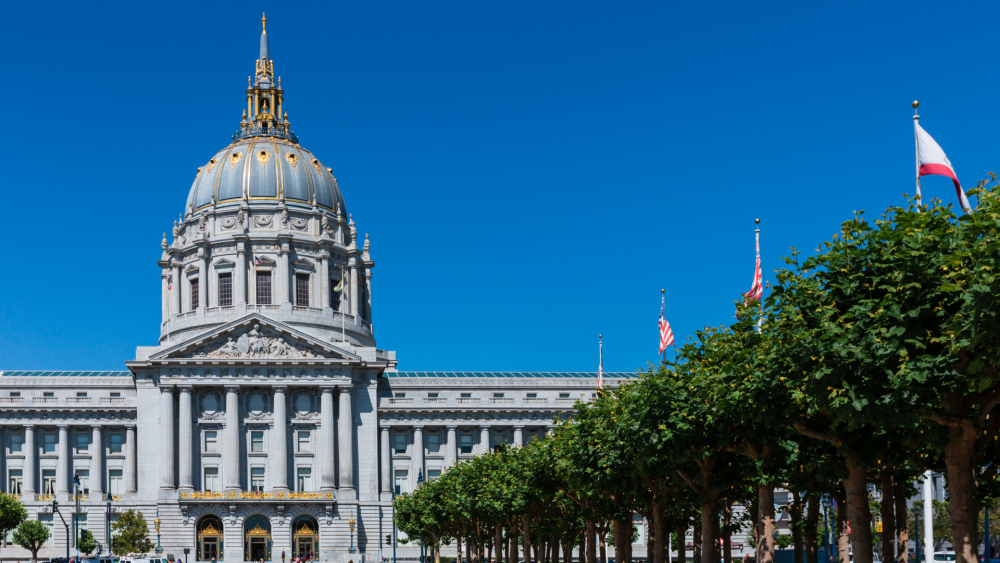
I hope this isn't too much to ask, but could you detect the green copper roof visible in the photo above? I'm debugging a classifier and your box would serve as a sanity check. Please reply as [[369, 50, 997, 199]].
[[386, 372, 638, 378], [0, 371, 132, 377]]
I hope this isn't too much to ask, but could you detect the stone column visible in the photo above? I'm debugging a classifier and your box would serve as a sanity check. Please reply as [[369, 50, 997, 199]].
[[319, 387, 336, 491], [446, 426, 457, 469], [320, 251, 331, 310], [171, 262, 182, 316], [235, 240, 247, 305], [23, 425, 36, 494], [57, 425, 69, 493], [349, 259, 359, 316], [278, 241, 291, 304], [513, 426, 524, 448], [365, 270, 372, 322], [338, 386, 355, 495], [224, 385, 241, 491], [160, 387, 176, 489], [90, 426, 103, 496], [479, 426, 490, 455], [125, 425, 137, 493], [271, 387, 288, 491], [380, 425, 390, 493], [197, 248, 208, 310], [178, 387, 194, 490], [161, 271, 170, 323], [413, 426, 424, 483]]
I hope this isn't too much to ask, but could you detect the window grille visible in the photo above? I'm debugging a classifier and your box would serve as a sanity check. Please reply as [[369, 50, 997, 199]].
[[256, 272, 272, 305], [295, 273, 310, 306], [191, 278, 200, 310], [218, 273, 233, 307]]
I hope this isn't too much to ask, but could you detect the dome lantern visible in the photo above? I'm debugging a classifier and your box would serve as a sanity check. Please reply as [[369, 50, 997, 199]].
[[235, 13, 297, 144]]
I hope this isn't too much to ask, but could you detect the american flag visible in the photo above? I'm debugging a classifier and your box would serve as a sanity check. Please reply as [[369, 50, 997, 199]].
[[745, 226, 763, 303], [596, 337, 604, 389], [658, 296, 674, 354], [254, 256, 266, 266]]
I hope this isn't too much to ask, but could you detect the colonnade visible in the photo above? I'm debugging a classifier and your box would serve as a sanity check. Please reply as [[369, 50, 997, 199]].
[[10, 423, 136, 496]]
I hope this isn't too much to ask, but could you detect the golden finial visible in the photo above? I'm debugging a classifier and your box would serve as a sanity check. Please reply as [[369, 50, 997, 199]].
[[599, 334, 602, 339], [912, 100, 920, 109], [755, 218, 760, 224], [661, 288, 665, 294], [262, 13, 267, 33]]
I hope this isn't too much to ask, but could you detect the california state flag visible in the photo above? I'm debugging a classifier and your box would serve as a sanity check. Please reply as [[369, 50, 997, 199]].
[[915, 123, 972, 213]]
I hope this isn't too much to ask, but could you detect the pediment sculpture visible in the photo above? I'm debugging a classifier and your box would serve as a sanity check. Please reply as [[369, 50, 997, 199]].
[[187, 324, 321, 359]]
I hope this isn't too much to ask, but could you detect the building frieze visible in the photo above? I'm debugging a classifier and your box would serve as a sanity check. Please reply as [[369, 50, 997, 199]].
[[0, 410, 137, 424]]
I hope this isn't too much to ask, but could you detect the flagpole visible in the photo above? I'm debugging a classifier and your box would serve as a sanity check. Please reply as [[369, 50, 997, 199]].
[[756, 218, 762, 333], [913, 100, 922, 207], [661, 290, 667, 365]]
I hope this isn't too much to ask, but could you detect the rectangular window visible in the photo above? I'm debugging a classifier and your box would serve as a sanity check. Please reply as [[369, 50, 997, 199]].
[[251, 431, 264, 453], [427, 434, 440, 453], [559, 393, 570, 398], [109, 433, 123, 454], [427, 470, 440, 480], [43, 433, 56, 454], [39, 514, 53, 547], [10, 432, 23, 453], [109, 469, 123, 496], [77, 392, 88, 398], [297, 431, 311, 453], [204, 431, 218, 453], [295, 273, 310, 307], [191, 277, 200, 310], [77, 469, 90, 494], [394, 393, 405, 398], [427, 393, 438, 398], [394, 470, 408, 495], [43, 392, 54, 397], [330, 279, 341, 310], [297, 468, 312, 491], [204, 468, 219, 492], [460, 393, 471, 398], [42, 470, 56, 494], [10, 392, 19, 397], [393, 434, 407, 454], [77, 513, 88, 532], [218, 273, 233, 307], [460, 434, 473, 454], [77, 433, 89, 453], [251, 468, 265, 492], [9, 470, 22, 494], [493, 393, 504, 398], [526, 393, 537, 398], [256, 271, 272, 305]]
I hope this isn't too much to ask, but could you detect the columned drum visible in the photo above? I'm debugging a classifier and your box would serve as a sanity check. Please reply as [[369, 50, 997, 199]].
[[197, 515, 224, 561], [243, 515, 272, 561], [291, 515, 319, 559]]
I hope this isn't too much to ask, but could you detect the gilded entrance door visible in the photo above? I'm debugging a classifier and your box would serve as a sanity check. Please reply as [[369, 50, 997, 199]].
[[291, 516, 318, 560], [197, 515, 224, 561], [243, 515, 272, 561]]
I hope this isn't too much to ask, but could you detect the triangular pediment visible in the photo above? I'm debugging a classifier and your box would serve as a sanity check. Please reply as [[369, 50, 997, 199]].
[[150, 314, 360, 361]]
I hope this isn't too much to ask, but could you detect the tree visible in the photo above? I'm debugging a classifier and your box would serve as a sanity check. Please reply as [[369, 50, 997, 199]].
[[78, 528, 98, 556], [13, 519, 50, 563], [112, 509, 154, 555], [0, 493, 28, 557]]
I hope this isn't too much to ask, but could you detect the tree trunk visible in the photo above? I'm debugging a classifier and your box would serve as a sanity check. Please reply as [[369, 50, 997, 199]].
[[614, 520, 628, 563], [458, 535, 464, 563], [693, 523, 702, 563], [843, 463, 875, 563], [553, 535, 561, 563], [758, 483, 776, 563], [836, 499, 850, 563], [489, 538, 494, 563], [894, 481, 909, 563], [653, 500, 667, 563], [792, 491, 804, 563], [677, 525, 686, 563], [564, 536, 573, 563], [600, 525, 608, 563], [880, 473, 896, 563], [524, 517, 534, 563], [804, 494, 819, 563], [588, 521, 598, 563], [497, 526, 504, 563], [507, 532, 513, 563], [942, 418, 980, 563], [723, 503, 733, 563], [701, 503, 719, 563], [467, 538, 473, 563]]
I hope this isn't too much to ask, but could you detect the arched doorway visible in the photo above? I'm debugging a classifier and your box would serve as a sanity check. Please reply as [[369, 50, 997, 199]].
[[291, 515, 319, 560], [243, 514, 272, 561], [197, 515, 224, 561]]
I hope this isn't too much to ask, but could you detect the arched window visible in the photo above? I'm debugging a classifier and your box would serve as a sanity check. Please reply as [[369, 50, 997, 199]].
[[291, 515, 319, 560], [197, 514, 223, 561], [243, 514, 271, 562]]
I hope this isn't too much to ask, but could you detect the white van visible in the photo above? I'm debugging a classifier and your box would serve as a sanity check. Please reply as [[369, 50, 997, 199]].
[[81, 557, 119, 563], [121, 556, 170, 563]]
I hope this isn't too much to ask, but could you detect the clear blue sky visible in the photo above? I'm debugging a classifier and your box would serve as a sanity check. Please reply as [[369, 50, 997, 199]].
[[0, 0, 994, 371]]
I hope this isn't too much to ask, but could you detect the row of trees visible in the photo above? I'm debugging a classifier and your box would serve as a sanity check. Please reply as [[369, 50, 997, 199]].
[[0, 492, 155, 562], [395, 180, 1000, 563]]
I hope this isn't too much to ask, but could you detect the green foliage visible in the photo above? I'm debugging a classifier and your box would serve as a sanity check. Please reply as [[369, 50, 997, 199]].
[[775, 534, 794, 549], [78, 528, 98, 556], [0, 493, 28, 551], [111, 509, 154, 556], [12, 519, 50, 561]]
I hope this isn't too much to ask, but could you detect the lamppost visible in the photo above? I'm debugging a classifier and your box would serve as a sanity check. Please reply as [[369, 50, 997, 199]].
[[913, 506, 921, 563], [821, 497, 832, 562], [105, 500, 112, 556], [391, 489, 398, 563], [154, 506, 163, 555], [417, 471, 424, 563], [73, 472, 80, 563], [349, 508, 357, 554]]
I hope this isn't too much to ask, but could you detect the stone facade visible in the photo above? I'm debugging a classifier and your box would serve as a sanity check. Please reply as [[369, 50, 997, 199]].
[[0, 15, 644, 563]]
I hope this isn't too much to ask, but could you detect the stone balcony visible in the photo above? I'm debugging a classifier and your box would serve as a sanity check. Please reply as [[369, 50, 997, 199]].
[[378, 396, 588, 410], [160, 304, 374, 347]]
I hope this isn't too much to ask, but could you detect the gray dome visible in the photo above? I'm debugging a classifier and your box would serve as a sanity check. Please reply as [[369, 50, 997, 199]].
[[186, 138, 346, 213]]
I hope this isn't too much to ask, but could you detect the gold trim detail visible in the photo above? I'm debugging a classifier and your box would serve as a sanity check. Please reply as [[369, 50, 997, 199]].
[[229, 152, 243, 168], [285, 152, 299, 169], [207, 158, 217, 172], [200, 523, 223, 537], [246, 524, 270, 538], [257, 150, 271, 166], [295, 524, 316, 537], [311, 159, 320, 173]]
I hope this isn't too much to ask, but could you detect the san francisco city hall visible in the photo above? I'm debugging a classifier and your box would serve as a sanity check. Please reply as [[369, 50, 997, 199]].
[[0, 15, 638, 563]]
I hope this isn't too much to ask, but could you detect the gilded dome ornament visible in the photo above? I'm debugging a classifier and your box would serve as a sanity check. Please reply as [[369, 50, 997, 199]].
[[257, 150, 271, 166]]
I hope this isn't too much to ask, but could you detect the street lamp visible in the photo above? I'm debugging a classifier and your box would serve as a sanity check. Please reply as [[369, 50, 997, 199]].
[[154, 506, 163, 555], [73, 471, 81, 563], [349, 508, 357, 554], [105, 501, 112, 555], [913, 506, 921, 563]]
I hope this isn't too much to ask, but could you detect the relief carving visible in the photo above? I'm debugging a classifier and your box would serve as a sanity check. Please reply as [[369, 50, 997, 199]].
[[220, 217, 237, 230], [290, 218, 307, 231], [254, 215, 273, 228], [187, 324, 321, 359]]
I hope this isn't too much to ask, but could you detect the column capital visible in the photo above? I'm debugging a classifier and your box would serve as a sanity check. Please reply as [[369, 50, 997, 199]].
[[24, 423, 35, 430], [446, 425, 458, 431], [320, 386, 335, 394], [57, 424, 69, 430], [160, 385, 175, 394], [412, 425, 424, 431], [224, 384, 240, 393], [512, 425, 524, 430], [273, 385, 288, 393], [479, 424, 489, 430], [91, 424, 103, 430], [124, 424, 136, 430], [178, 385, 194, 393]]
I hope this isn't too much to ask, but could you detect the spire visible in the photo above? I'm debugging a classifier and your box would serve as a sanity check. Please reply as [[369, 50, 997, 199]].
[[260, 13, 269, 62]]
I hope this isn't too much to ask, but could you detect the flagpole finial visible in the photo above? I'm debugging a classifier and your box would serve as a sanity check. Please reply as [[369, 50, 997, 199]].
[[755, 218, 760, 225], [912, 100, 919, 109], [599, 334, 602, 340], [661, 288, 665, 294]]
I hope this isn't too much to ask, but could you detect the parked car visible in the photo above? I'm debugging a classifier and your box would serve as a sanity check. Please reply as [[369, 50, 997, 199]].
[[934, 553, 957, 562], [121, 555, 170, 563], [81, 557, 119, 563]]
